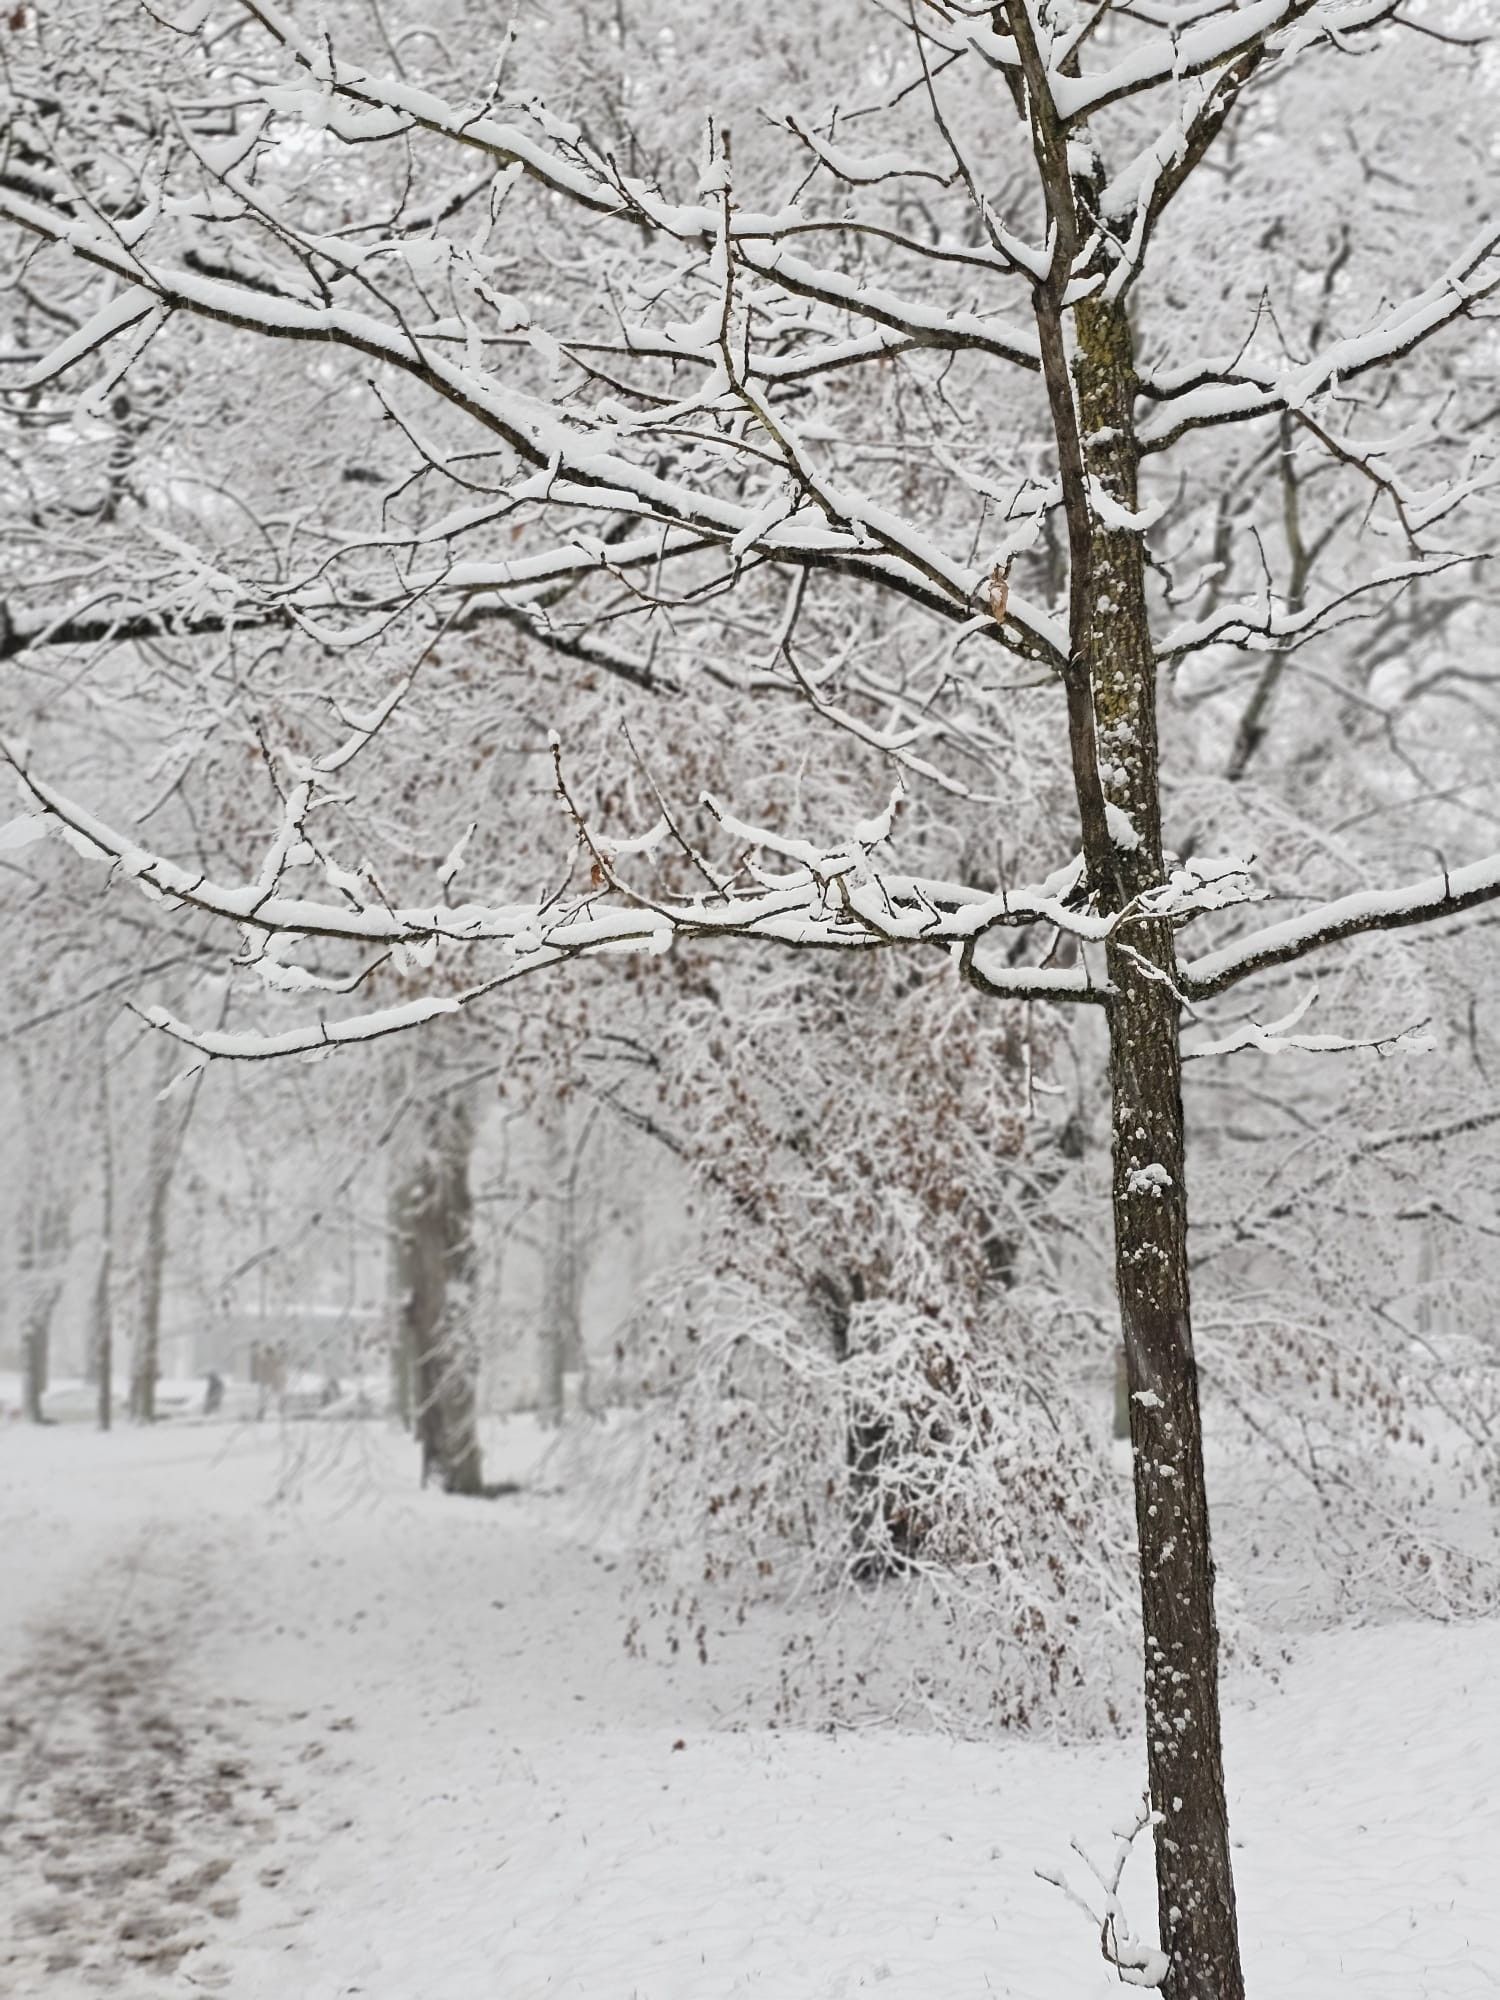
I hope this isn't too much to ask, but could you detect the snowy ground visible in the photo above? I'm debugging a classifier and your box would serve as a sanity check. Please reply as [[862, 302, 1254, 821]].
[[2, 1416, 1498, 2000]]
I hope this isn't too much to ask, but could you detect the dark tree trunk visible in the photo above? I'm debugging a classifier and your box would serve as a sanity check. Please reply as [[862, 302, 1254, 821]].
[[393, 1095, 484, 1496], [128, 1040, 205, 1424], [1074, 278, 1245, 1999], [1004, 12, 1249, 1954], [1107, 942, 1241, 1999], [1112, 1345, 1131, 1442]]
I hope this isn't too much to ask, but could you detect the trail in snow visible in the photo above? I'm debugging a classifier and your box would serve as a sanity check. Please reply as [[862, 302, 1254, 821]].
[[0, 1503, 301, 1995], [1, 1417, 1498, 1999]]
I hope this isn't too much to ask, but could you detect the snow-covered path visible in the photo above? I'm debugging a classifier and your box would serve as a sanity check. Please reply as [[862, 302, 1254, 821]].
[[2, 1419, 1498, 1999]]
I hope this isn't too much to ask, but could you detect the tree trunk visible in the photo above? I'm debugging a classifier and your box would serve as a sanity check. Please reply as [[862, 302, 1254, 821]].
[[388, 1227, 414, 1430], [127, 1042, 205, 1423], [19, 1197, 67, 1425], [93, 1051, 114, 1431], [1073, 278, 1245, 1999], [1107, 950, 1240, 2000], [393, 1094, 484, 1495], [538, 1111, 586, 1424], [129, 1073, 177, 1423], [989, 4, 1246, 1939], [91, 1247, 113, 1432], [21, 1295, 53, 1424], [816, 1268, 901, 1579]]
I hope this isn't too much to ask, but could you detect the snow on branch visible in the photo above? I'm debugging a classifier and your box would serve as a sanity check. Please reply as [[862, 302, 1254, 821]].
[[9, 724, 1497, 1055], [1037, 1799, 1169, 1990], [210, 6, 1047, 371], [0, 566, 680, 697], [1139, 222, 1500, 450], [135, 993, 468, 1062], [1155, 555, 1474, 662], [0, 733, 1128, 1055], [1183, 987, 1433, 1060], [1048, 0, 1399, 123], [0, 179, 1062, 668], [1181, 852, 1500, 999], [777, 114, 953, 190]]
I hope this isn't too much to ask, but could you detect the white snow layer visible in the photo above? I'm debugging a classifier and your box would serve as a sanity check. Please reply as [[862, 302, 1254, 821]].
[[1, 1418, 1497, 1998]]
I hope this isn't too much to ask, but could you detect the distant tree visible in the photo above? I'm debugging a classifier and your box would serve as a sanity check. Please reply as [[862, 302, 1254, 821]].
[[389, 1051, 485, 1494], [89, 1046, 115, 1432]]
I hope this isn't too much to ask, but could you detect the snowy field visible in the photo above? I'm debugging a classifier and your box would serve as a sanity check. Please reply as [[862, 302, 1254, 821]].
[[2, 1415, 1498, 2000]]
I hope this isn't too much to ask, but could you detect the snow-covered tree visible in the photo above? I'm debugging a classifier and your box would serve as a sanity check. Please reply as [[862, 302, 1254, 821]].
[[5, 5, 1500, 1993]]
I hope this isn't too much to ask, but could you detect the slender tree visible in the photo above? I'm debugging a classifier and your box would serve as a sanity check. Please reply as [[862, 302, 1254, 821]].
[[536, 1099, 589, 1424], [128, 1040, 206, 1421], [91, 1045, 115, 1431], [14, 1049, 71, 1424]]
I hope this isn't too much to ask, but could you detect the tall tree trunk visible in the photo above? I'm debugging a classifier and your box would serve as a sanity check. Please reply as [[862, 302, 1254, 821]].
[[93, 1053, 114, 1432], [1007, 11, 1246, 1963], [1107, 947, 1240, 1999], [128, 1042, 204, 1423], [388, 1220, 414, 1430], [538, 1111, 586, 1424], [129, 1071, 175, 1423], [21, 1279, 55, 1424], [91, 1246, 113, 1432], [1003, 5, 1248, 1948], [1074, 280, 1244, 1998], [393, 1094, 484, 1495], [19, 1197, 67, 1425], [21, 1321, 46, 1423], [384, 1066, 414, 1430]]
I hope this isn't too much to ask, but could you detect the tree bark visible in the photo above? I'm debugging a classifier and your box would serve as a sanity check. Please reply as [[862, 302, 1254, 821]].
[[1107, 946, 1241, 2000], [393, 1094, 484, 1495], [1073, 280, 1245, 1999], [21, 1280, 56, 1424], [1001, 7, 1248, 1951]]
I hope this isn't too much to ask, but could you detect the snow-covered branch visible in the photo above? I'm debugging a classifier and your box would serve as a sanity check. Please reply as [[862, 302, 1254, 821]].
[[1181, 852, 1500, 998], [1139, 223, 1500, 450]]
